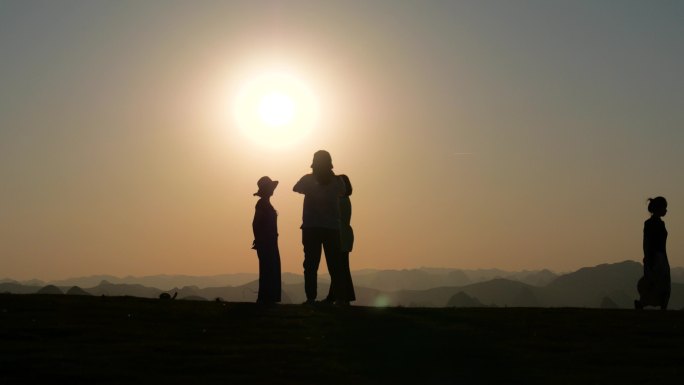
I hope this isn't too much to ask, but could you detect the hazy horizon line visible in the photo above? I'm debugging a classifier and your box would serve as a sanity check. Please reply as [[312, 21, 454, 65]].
[[6, 260, 684, 283]]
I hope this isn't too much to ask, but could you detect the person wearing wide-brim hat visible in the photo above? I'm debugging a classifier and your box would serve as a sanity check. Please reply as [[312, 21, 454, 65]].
[[252, 176, 281, 304], [293, 150, 350, 304]]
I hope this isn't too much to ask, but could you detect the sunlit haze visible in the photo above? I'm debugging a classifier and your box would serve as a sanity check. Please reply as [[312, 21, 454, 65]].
[[233, 71, 319, 147], [258, 92, 295, 127], [1, 1, 683, 281]]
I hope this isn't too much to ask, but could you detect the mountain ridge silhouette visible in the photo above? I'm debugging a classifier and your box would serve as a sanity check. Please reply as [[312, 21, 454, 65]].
[[3, 261, 683, 308]]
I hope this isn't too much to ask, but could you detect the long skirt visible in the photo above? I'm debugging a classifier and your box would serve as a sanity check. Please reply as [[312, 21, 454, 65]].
[[256, 244, 281, 303], [637, 253, 670, 308], [326, 251, 356, 302]]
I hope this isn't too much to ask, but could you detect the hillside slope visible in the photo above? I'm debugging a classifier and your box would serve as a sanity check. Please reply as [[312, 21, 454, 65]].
[[1, 294, 683, 384]]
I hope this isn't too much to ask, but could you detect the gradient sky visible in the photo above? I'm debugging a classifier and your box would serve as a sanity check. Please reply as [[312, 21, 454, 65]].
[[1, 0, 683, 281]]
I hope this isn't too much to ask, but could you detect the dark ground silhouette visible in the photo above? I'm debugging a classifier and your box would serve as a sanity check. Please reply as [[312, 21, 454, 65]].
[[159, 291, 177, 300], [1, 294, 683, 384]]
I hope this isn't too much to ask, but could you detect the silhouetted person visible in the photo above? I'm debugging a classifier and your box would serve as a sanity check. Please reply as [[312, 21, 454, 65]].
[[252, 176, 281, 304], [635, 196, 670, 310], [293, 150, 348, 304], [323, 174, 356, 305]]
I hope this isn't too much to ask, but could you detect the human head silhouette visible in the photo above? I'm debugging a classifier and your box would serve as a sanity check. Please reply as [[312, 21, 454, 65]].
[[254, 176, 279, 198], [647, 196, 667, 217], [311, 150, 333, 171], [310, 150, 334, 184]]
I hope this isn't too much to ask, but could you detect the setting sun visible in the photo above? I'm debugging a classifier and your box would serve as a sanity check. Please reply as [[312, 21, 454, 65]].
[[234, 72, 318, 147], [258, 91, 295, 127]]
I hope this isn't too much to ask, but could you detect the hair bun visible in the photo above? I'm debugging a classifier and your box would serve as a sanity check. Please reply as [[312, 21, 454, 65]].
[[647, 196, 667, 214]]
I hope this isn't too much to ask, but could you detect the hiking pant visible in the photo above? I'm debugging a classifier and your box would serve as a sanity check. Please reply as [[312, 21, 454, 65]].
[[302, 227, 346, 301]]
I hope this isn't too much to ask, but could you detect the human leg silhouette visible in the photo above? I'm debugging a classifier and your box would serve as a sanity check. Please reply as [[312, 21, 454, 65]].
[[302, 228, 323, 303]]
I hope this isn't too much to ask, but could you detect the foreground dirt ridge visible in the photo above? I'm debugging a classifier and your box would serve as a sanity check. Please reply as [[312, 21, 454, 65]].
[[1, 294, 683, 385]]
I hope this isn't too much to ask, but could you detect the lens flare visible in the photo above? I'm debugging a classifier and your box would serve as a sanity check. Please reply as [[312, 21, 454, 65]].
[[373, 295, 391, 307]]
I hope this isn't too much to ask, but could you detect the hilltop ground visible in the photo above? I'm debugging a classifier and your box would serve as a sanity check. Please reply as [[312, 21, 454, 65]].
[[1, 294, 682, 384]]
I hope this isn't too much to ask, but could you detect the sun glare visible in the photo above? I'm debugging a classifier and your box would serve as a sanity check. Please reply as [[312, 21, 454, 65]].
[[258, 91, 295, 127], [234, 72, 318, 147]]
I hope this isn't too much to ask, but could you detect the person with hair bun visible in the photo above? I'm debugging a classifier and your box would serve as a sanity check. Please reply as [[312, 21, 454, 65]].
[[635, 196, 670, 310]]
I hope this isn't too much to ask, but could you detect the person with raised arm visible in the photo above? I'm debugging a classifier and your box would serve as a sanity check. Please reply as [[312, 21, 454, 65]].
[[293, 150, 348, 304]]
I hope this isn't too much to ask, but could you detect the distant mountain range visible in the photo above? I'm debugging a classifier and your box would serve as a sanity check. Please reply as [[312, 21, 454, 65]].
[[2, 262, 683, 309], [0, 267, 566, 291]]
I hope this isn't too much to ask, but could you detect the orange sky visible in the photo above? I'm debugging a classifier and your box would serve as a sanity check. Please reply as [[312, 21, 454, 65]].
[[1, 1, 683, 280]]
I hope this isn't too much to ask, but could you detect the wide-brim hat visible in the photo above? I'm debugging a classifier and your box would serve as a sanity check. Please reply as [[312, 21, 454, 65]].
[[254, 176, 279, 196]]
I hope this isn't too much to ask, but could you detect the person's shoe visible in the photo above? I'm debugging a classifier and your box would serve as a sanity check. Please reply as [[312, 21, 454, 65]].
[[335, 300, 350, 306], [302, 299, 316, 306], [318, 298, 334, 306], [634, 300, 643, 310], [256, 299, 277, 306]]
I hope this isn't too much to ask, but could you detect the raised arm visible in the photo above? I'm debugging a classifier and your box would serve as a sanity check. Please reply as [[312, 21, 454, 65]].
[[293, 174, 310, 194]]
